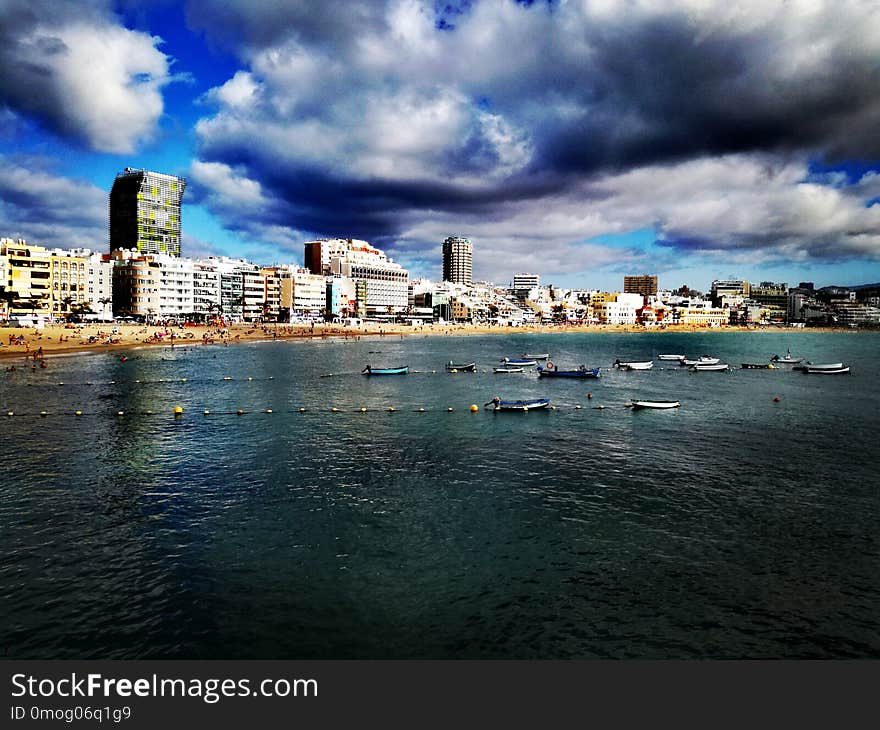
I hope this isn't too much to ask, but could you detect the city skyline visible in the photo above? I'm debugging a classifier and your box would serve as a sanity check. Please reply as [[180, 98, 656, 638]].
[[1, 1, 879, 292]]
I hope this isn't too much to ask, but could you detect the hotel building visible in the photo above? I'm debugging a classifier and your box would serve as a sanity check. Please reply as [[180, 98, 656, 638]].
[[109, 168, 186, 257]]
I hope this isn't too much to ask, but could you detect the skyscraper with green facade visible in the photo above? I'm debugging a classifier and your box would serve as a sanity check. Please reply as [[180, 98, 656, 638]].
[[109, 168, 186, 257]]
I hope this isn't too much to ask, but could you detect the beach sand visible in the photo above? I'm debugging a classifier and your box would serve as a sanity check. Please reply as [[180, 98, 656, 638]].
[[0, 321, 787, 363]]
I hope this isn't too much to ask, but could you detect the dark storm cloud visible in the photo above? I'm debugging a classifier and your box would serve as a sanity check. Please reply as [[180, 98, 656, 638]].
[[187, 0, 880, 267]]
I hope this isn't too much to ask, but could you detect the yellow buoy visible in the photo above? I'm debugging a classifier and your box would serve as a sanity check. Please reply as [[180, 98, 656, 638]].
[[174, 406, 184, 415], [181, 378, 187, 382], [470, 404, 479, 412], [331, 407, 339, 412], [360, 407, 367, 412], [145, 410, 153, 415], [40, 411, 48, 417], [388, 406, 396, 412], [6, 411, 13, 417], [75, 410, 82, 416], [265, 409, 273, 414]]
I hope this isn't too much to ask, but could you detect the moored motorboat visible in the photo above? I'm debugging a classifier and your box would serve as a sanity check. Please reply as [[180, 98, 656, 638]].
[[494, 366, 524, 373], [485, 396, 550, 411], [537, 363, 600, 378], [501, 358, 538, 366], [793, 362, 842, 372], [802, 365, 850, 374], [680, 356, 720, 366], [691, 362, 729, 371], [658, 354, 685, 361], [362, 365, 408, 375], [522, 353, 549, 360], [770, 348, 803, 364], [445, 361, 476, 372], [614, 359, 653, 370], [630, 400, 681, 410]]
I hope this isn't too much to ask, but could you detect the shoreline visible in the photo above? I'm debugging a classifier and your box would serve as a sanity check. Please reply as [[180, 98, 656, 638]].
[[0, 322, 870, 363]]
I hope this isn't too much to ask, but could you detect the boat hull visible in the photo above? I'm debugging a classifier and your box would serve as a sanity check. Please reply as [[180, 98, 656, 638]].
[[803, 366, 850, 374], [502, 358, 537, 366], [494, 367, 524, 373], [522, 353, 549, 360], [537, 367, 600, 378], [658, 354, 685, 361], [446, 362, 476, 372], [491, 398, 550, 411], [631, 400, 680, 410], [691, 363, 729, 371], [362, 366, 408, 375]]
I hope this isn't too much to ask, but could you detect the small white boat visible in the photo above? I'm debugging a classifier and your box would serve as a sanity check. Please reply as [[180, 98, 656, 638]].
[[494, 367, 524, 373], [691, 363, 729, 371], [658, 354, 685, 361], [522, 353, 549, 360], [680, 356, 720, 366], [631, 400, 680, 410], [803, 365, 850, 374], [794, 362, 843, 371], [614, 359, 653, 370]]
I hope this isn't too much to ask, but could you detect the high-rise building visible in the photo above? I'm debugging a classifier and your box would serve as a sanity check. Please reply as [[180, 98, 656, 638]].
[[442, 236, 472, 285], [623, 274, 658, 297], [109, 168, 186, 257]]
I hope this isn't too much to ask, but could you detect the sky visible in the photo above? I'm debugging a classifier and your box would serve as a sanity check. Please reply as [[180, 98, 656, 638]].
[[1, 0, 879, 292]]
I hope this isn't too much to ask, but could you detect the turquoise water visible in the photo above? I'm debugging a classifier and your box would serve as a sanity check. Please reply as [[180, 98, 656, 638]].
[[2, 331, 879, 658]]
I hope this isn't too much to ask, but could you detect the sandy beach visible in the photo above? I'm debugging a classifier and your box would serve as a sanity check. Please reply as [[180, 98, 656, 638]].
[[0, 320, 817, 364]]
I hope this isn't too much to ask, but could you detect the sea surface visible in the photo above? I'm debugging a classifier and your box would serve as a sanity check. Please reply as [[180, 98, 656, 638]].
[[2, 330, 879, 659]]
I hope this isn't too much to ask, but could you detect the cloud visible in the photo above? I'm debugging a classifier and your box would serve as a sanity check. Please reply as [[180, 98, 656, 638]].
[[184, 0, 880, 275], [0, 154, 107, 249], [0, 0, 174, 152]]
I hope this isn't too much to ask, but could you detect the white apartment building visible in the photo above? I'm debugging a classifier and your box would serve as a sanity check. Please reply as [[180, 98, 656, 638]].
[[239, 262, 264, 321], [281, 269, 326, 317], [82, 251, 113, 319], [156, 255, 194, 318], [192, 260, 221, 318], [328, 241, 408, 315], [512, 273, 540, 290], [593, 293, 642, 324]]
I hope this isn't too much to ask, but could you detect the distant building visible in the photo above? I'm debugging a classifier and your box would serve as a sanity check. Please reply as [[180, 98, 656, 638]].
[[109, 168, 186, 257], [303, 238, 361, 276], [442, 235, 473, 285], [623, 274, 658, 297], [711, 279, 750, 305], [512, 273, 540, 290]]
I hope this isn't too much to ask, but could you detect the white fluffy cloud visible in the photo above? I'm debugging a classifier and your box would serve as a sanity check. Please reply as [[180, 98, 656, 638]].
[[0, 0, 173, 153]]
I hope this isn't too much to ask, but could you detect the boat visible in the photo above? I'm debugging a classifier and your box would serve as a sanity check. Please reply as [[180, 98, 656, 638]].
[[445, 361, 476, 372], [494, 366, 524, 373], [690, 363, 729, 371], [362, 365, 408, 375], [501, 358, 538, 366], [537, 363, 600, 378], [741, 363, 776, 369], [614, 359, 653, 370], [770, 348, 803, 364], [522, 353, 549, 360], [485, 396, 550, 411], [680, 356, 720, 366], [631, 400, 681, 410], [793, 362, 842, 372], [802, 365, 850, 374], [658, 354, 685, 361]]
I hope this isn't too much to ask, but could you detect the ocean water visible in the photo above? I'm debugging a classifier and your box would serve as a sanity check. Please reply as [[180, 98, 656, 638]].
[[1, 330, 879, 659]]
